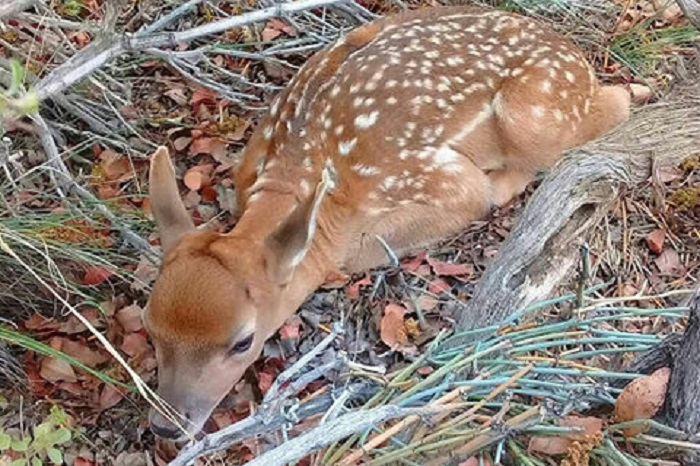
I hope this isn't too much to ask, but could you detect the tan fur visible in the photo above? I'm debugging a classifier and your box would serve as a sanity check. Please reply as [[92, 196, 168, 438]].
[[144, 5, 630, 439]]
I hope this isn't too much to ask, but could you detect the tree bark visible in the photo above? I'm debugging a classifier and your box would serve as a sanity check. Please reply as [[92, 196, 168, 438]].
[[454, 83, 700, 337], [667, 294, 700, 434]]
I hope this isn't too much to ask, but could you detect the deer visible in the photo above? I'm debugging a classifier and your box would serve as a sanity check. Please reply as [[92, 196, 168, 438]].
[[143, 5, 630, 440]]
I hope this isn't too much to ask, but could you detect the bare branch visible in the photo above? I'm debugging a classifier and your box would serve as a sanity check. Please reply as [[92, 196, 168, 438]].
[[675, 0, 700, 29], [34, 0, 350, 102], [454, 83, 700, 337], [0, 0, 39, 19], [170, 382, 376, 466]]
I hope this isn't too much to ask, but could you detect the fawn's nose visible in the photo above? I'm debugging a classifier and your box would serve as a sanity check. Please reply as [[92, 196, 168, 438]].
[[149, 411, 186, 440]]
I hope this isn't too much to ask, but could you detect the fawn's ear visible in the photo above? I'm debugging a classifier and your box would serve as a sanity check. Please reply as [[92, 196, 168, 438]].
[[149, 146, 194, 253], [264, 167, 335, 285]]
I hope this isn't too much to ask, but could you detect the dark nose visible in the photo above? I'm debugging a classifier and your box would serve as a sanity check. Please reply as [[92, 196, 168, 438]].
[[150, 418, 182, 440]]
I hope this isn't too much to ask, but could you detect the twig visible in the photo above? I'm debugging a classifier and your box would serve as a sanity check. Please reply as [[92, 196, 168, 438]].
[[242, 405, 445, 466], [0, 0, 38, 19], [170, 382, 375, 466], [30, 114, 158, 262], [35, 0, 350, 101], [263, 321, 343, 404]]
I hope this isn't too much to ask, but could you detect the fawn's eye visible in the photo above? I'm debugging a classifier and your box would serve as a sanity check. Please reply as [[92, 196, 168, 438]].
[[227, 334, 254, 356]]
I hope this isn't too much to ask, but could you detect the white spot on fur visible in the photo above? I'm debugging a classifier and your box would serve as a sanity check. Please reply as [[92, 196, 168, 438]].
[[338, 138, 358, 156], [354, 111, 379, 129]]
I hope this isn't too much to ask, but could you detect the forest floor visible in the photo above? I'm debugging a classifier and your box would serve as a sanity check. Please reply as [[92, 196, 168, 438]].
[[0, 0, 699, 465]]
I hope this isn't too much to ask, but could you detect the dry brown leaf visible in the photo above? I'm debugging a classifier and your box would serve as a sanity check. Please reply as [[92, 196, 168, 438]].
[[559, 416, 604, 440], [614, 367, 671, 437], [173, 136, 192, 152], [189, 137, 227, 159], [121, 333, 150, 358], [655, 249, 683, 275], [183, 167, 211, 191], [528, 435, 570, 455], [50, 337, 108, 368], [646, 229, 665, 255], [630, 83, 653, 104], [99, 385, 126, 411], [40, 357, 77, 383], [116, 304, 144, 333], [380, 304, 408, 350]]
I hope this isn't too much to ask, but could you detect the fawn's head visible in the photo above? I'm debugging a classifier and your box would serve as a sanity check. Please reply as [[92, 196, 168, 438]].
[[143, 147, 330, 440]]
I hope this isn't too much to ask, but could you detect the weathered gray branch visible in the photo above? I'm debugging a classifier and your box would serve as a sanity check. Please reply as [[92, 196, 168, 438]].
[[35, 0, 350, 101], [0, 0, 39, 19], [676, 0, 700, 29], [454, 83, 700, 336], [170, 382, 376, 466]]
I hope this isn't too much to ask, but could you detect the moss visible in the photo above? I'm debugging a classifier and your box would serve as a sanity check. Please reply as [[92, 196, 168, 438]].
[[670, 187, 700, 211]]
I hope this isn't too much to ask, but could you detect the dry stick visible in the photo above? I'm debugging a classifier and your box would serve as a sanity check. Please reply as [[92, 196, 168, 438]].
[[0, 0, 38, 19], [453, 84, 700, 338], [338, 380, 485, 466], [675, 0, 700, 29], [31, 114, 158, 261], [35, 0, 350, 101], [242, 405, 446, 466]]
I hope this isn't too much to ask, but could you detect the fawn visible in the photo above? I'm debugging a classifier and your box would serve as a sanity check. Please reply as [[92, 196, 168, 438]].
[[144, 5, 630, 439]]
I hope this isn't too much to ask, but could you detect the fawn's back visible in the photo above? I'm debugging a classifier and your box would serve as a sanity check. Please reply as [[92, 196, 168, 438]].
[[144, 6, 630, 441]]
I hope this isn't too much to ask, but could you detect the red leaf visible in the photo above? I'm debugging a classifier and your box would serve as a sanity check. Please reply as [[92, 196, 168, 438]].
[[40, 357, 77, 383], [655, 249, 683, 275], [428, 257, 473, 277], [191, 88, 218, 113], [279, 316, 302, 340], [75, 457, 96, 466], [646, 229, 665, 255], [429, 278, 451, 294], [380, 304, 408, 350], [345, 275, 372, 301], [121, 333, 149, 358], [401, 251, 426, 273], [49, 337, 108, 368], [183, 168, 210, 191], [116, 304, 144, 333], [83, 265, 114, 286], [189, 137, 227, 159], [99, 384, 127, 411]]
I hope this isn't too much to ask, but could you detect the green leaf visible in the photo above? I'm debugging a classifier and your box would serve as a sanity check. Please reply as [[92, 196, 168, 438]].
[[48, 428, 71, 446], [0, 432, 11, 450], [8, 59, 23, 95], [33, 422, 52, 443], [49, 406, 69, 426], [47, 447, 63, 465], [10, 459, 27, 466], [11, 437, 30, 452], [31, 456, 43, 466]]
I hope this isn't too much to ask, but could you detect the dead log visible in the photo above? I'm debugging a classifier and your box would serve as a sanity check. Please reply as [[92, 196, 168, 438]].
[[453, 82, 700, 337]]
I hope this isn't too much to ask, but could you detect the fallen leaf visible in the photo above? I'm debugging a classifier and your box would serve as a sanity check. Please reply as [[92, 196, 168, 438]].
[[614, 367, 671, 437], [655, 249, 682, 275], [528, 435, 570, 455], [427, 257, 473, 277], [279, 316, 302, 340], [262, 25, 282, 42], [189, 137, 227, 159], [99, 385, 126, 411], [646, 229, 665, 255], [83, 265, 114, 286], [402, 251, 427, 273], [380, 304, 408, 350], [630, 83, 653, 104], [173, 136, 192, 152], [121, 333, 150, 358], [183, 167, 210, 191], [458, 458, 491, 466], [191, 88, 218, 113], [429, 278, 451, 294], [50, 337, 108, 368], [559, 416, 604, 440], [345, 275, 372, 300], [655, 165, 683, 184], [40, 357, 77, 383], [98, 149, 134, 182], [58, 308, 104, 334], [116, 304, 144, 333]]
